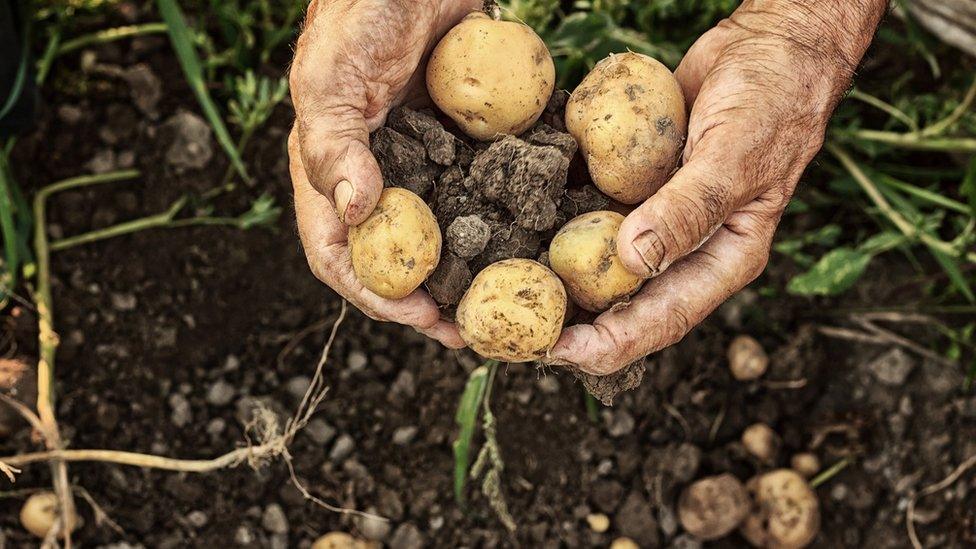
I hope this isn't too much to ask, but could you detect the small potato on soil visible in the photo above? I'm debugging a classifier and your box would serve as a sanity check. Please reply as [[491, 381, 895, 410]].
[[566, 52, 687, 204], [20, 491, 77, 539], [427, 12, 555, 140], [741, 469, 821, 549], [549, 210, 643, 312], [349, 188, 442, 300], [678, 473, 750, 541], [741, 423, 779, 464], [790, 453, 821, 478], [728, 335, 769, 381], [456, 258, 566, 362], [311, 532, 375, 549]]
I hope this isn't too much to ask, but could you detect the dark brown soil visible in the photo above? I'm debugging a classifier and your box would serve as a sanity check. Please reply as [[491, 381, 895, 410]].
[[1, 19, 975, 549]]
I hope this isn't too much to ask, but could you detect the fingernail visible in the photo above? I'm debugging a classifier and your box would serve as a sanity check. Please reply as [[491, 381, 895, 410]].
[[633, 230, 667, 277], [334, 180, 354, 223]]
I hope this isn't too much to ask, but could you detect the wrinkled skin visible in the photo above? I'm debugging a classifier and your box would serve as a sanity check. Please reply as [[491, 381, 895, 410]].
[[548, 0, 889, 374], [289, 0, 480, 346], [289, 0, 888, 366]]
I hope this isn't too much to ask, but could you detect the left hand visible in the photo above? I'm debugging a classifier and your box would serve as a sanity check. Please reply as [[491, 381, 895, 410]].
[[549, 0, 888, 374]]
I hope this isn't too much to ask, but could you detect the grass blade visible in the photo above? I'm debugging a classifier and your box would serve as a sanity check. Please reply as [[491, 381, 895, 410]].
[[156, 0, 249, 181], [0, 154, 21, 304], [929, 248, 975, 303], [453, 362, 494, 505]]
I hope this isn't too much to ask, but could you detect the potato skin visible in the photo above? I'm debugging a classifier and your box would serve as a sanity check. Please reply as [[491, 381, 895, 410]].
[[549, 211, 642, 312], [349, 188, 442, 299], [456, 259, 567, 362], [427, 12, 555, 141], [741, 469, 820, 549], [566, 52, 687, 204]]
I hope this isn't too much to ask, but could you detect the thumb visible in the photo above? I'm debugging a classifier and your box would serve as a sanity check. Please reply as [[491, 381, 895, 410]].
[[296, 103, 384, 226]]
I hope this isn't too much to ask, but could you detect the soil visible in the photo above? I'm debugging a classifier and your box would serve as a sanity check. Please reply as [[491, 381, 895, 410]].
[[2, 14, 976, 549]]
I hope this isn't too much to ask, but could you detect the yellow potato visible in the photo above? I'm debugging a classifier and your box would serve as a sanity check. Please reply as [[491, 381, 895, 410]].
[[427, 12, 555, 141], [549, 211, 643, 312], [566, 52, 687, 204], [741, 470, 821, 549], [20, 492, 77, 539], [349, 188, 441, 299], [456, 259, 567, 362]]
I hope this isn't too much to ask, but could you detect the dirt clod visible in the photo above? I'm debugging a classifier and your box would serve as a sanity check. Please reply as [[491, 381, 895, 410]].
[[446, 215, 491, 259]]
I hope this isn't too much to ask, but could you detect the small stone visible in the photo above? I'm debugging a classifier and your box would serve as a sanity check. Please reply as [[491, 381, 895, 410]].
[[168, 394, 191, 427], [865, 348, 915, 386], [616, 491, 659, 547], [205, 418, 226, 437], [58, 105, 84, 124], [392, 426, 419, 446], [356, 509, 392, 541], [609, 538, 640, 549], [426, 253, 471, 305], [186, 511, 208, 528], [163, 111, 213, 172], [123, 64, 162, 117], [206, 380, 236, 406], [670, 533, 703, 549], [87, 149, 117, 174], [537, 375, 560, 394], [224, 355, 241, 371], [390, 370, 416, 403], [389, 523, 424, 549], [305, 419, 337, 445], [377, 486, 405, 520], [285, 376, 311, 401], [347, 351, 368, 372], [429, 516, 445, 530], [261, 504, 289, 534], [586, 513, 610, 533], [604, 409, 635, 438], [234, 525, 256, 545], [269, 534, 288, 549], [446, 215, 491, 259], [330, 434, 355, 461]]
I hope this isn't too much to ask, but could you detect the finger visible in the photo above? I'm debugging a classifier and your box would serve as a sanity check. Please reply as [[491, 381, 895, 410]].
[[290, 127, 441, 329], [416, 320, 466, 350], [551, 205, 777, 375], [673, 25, 728, 107], [290, 40, 383, 226], [617, 119, 762, 278]]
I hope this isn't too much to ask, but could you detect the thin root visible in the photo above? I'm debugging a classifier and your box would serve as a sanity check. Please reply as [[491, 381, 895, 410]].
[[906, 453, 976, 549]]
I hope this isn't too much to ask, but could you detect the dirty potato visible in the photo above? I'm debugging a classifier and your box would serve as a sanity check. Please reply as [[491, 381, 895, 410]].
[[566, 52, 687, 204], [20, 492, 77, 539], [728, 335, 769, 381], [349, 188, 441, 299], [549, 211, 643, 312], [427, 12, 555, 141], [456, 259, 567, 362], [678, 474, 751, 541], [741, 469, 821, 549]]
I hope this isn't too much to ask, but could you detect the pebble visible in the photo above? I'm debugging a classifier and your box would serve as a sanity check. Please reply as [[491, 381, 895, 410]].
[[261, 504, 289, 534], [330, 434, 355, 461], [604, 409, 635, 437], [234, 525, 256, 545], [389, 523, 425, 549], [670, 533, 703, 549], [205, 418, 226, 437], [347, 351, 368, 373], [356, 509, 392, 541], [186, 511, 208, 528], [609, 538, 640, 549], [305, 419, 337, 445], [163, 111, 213, 171], [389, 370, 416, 403], [429, 516, 445, 531], [110, 292, 137, 311], [168, 394, 191, 427], [537, 375, 560, 394], [865, 348, 915, 386], [269, 534, 288, 549], [206, 380, 236, 406], [616, 491, 659, 547], [285, 376, 311, 401], [58, 105, 83, 124], [377, 486, 405, 521], [392, 426, 419, 446]]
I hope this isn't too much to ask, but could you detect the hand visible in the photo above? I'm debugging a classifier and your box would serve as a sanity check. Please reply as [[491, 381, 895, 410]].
[[288, 0, 480, 347], [550, 0, 888, 374]]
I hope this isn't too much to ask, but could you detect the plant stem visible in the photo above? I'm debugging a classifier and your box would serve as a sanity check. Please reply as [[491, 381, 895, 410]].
[[826, 143, 976, 264], [810, 457, 852, 488], [49, 197, 186, 252], [848, 89, 918, 131], [835, 129, 976, 152], [0, 154, 19, 304], [56, 23, 167, 56], [921, 75, 976, 137], [0, 443, 281, 472]]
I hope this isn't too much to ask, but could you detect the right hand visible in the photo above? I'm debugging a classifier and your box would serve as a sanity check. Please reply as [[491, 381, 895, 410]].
[[288, 0, 480, 347]]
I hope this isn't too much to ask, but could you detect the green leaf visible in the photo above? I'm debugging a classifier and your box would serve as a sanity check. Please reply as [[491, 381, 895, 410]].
[[787, 247, 874, 297], [962, 156, 976, 215], [453, 363, 492, 505], [929, 247, 976, 303], [156, 0, 249, 181], [236, 193, 281, 229]]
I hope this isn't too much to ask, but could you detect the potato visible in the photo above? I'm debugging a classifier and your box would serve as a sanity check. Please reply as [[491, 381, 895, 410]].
[[549, 211, 642, 312], [20, 492, 77, 539], [741, 470, 820, 549], [741, 423, 779, 464], [678, 474, 750, 541], [566, 52, 687, 204], [790, 453, 821, 478], [349, 188, 441, 299], [427, 12, 555, 141], [456, 259, 566, 362], [311, 532, 375, 549], [728, 335, 769, 381]]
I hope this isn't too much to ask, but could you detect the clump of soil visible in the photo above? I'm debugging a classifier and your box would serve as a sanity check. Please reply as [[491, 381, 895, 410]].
[[371, 95, 642, 403]]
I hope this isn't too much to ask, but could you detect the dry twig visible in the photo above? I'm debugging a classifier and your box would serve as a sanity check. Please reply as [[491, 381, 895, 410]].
[[907, 453, 976, 549]]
